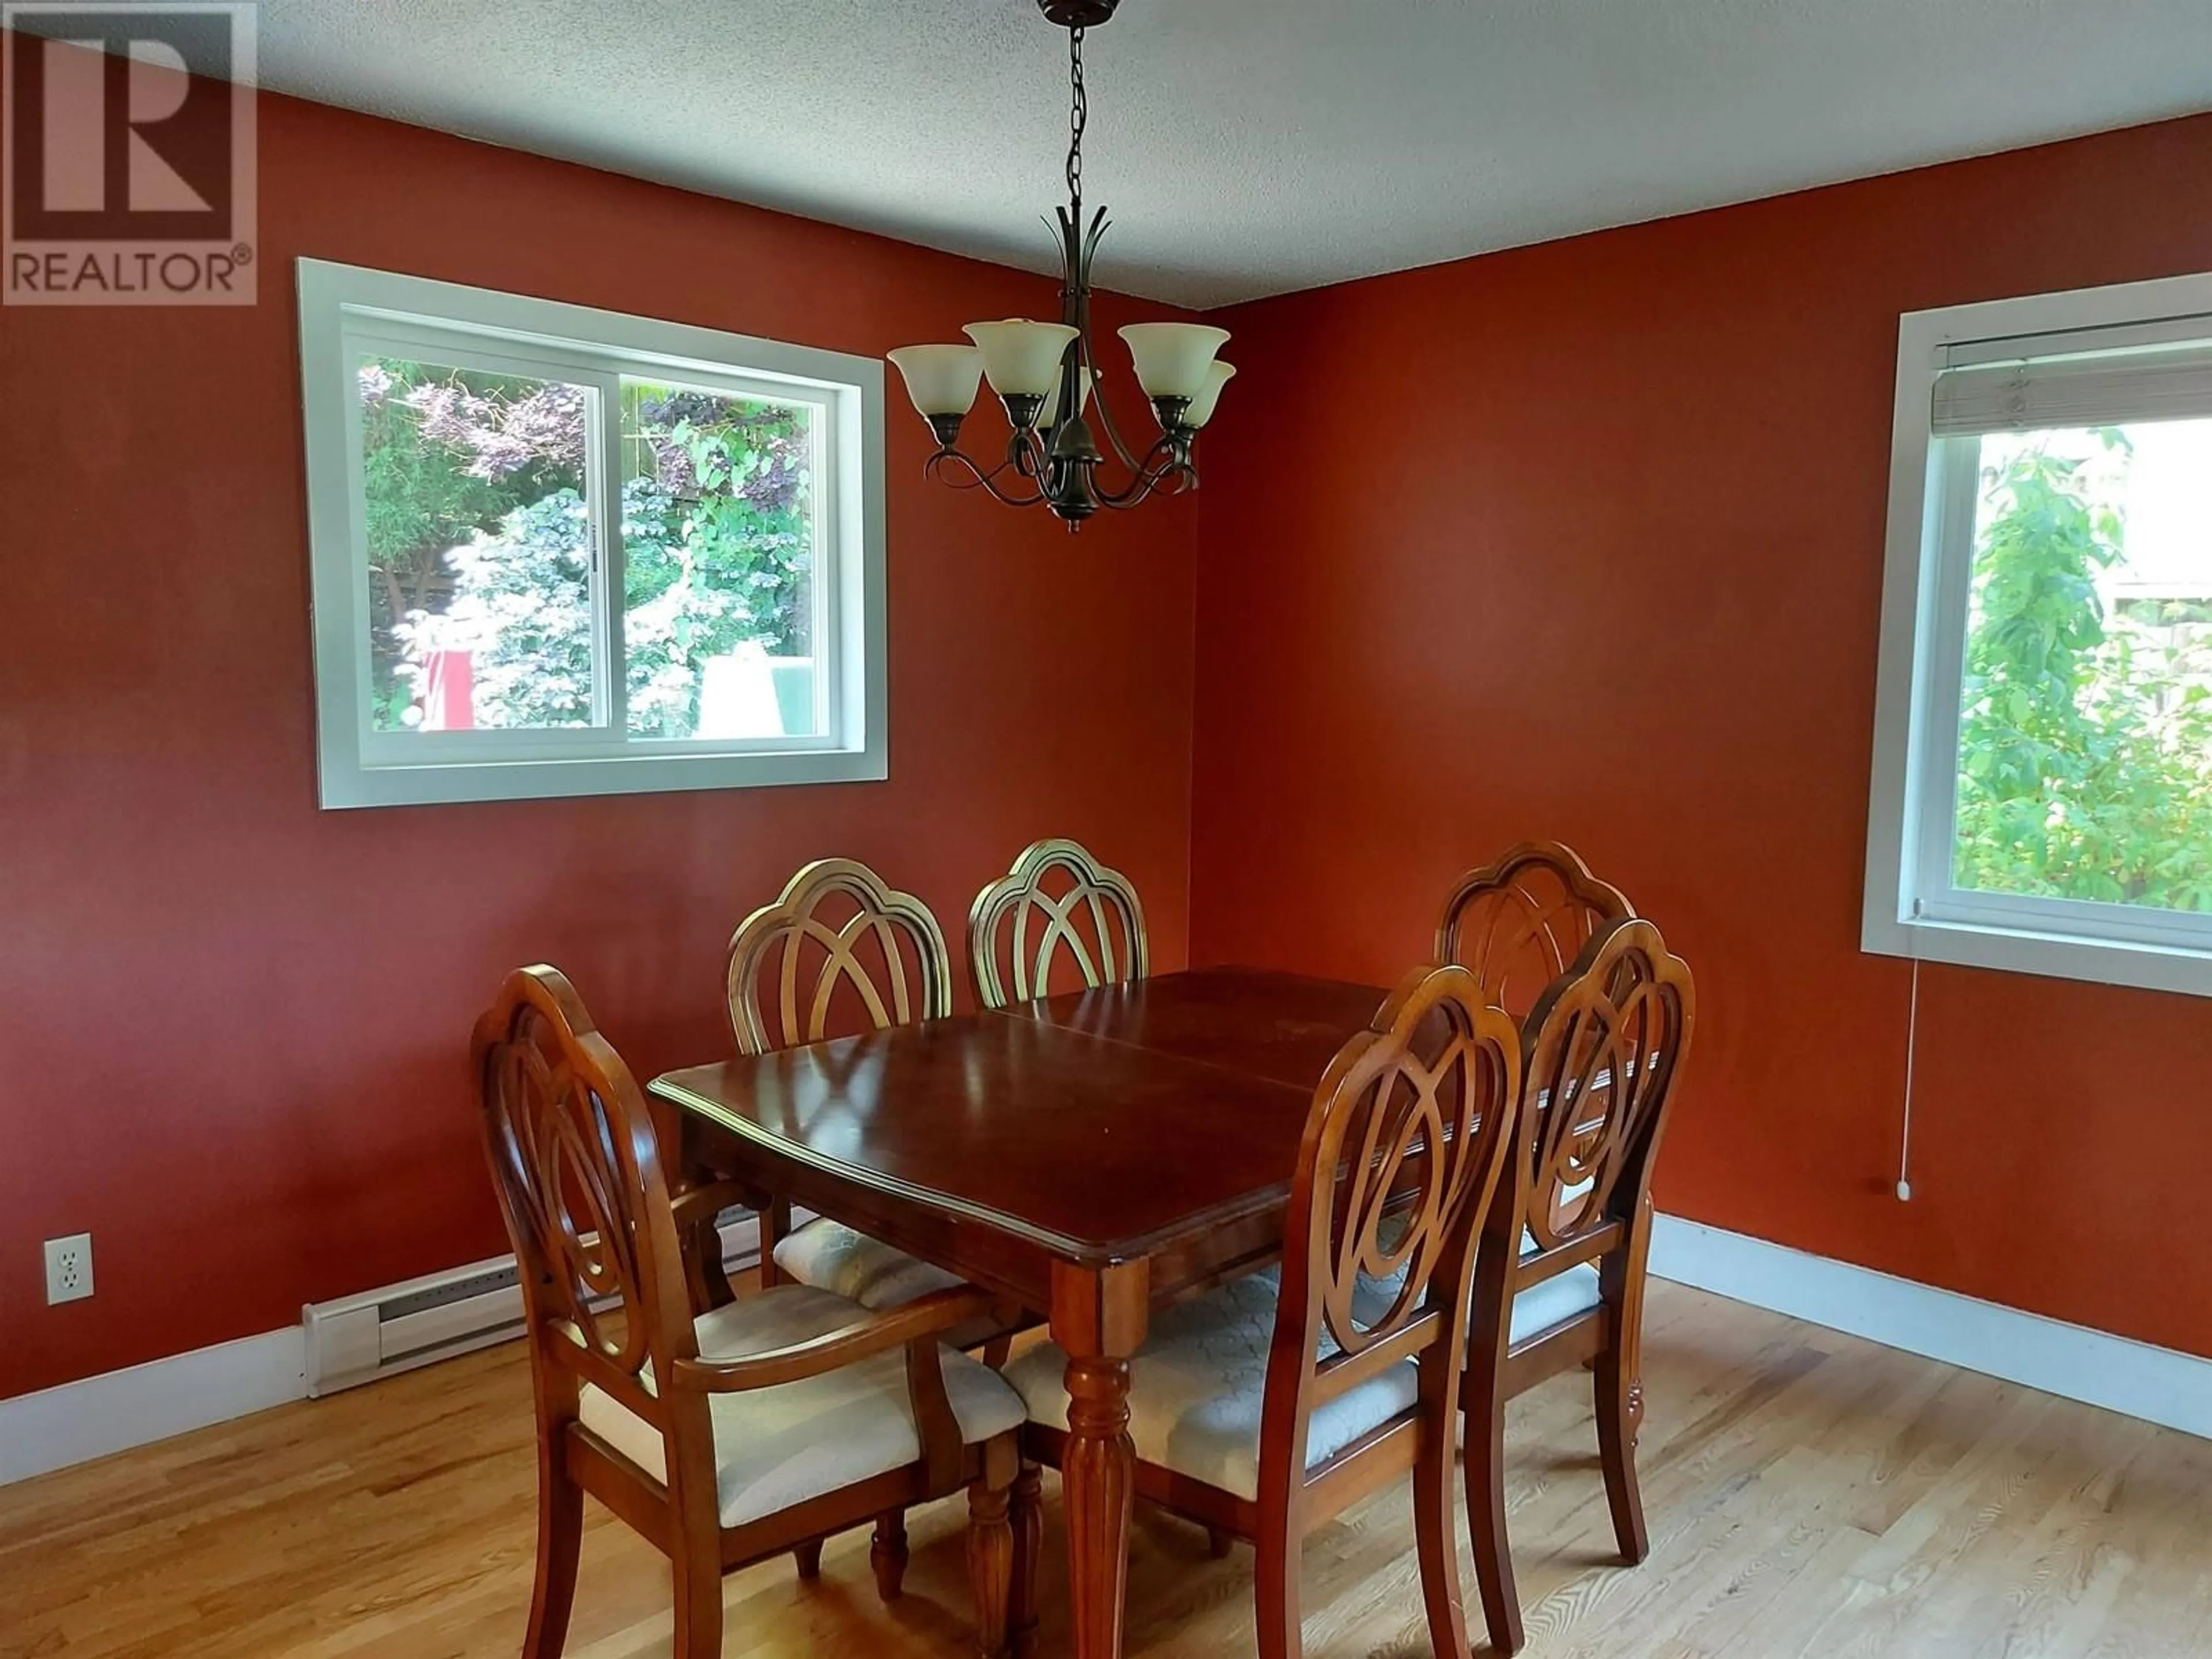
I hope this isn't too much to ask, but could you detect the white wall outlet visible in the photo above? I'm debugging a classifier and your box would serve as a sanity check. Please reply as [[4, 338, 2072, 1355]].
[[43, 1234, 93, 1304]]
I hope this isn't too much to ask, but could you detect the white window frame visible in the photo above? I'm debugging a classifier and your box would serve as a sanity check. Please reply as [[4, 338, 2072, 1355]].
[[297, 258, 887, 809], [1863, 269, 2212, 999]]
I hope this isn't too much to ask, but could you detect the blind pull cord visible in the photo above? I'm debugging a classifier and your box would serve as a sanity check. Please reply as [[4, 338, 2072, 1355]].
[[1896, 956, 1922, 1203]]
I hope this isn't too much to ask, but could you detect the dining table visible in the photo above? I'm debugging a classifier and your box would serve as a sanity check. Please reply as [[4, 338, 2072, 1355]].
[[648, 964, 1392, 1659]]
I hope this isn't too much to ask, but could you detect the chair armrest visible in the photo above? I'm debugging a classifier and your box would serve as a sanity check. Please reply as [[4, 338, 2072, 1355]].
[[668, 1285, 1002, 1394]]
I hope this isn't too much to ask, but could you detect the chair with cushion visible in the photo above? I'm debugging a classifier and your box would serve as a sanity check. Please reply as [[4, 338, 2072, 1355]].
[[1005, 964, 1524, 1659], [1435, 839, 1637, 1639], [1436, 840, 1639, 1382], [473, 965, 1029, 1659], [723, 858, 995, 1586], [1458, 917, 1696, 1656], [725, 858, 967, 1313], [1436, 839, 1634, 1020], [968, 838, 1149, 1010]]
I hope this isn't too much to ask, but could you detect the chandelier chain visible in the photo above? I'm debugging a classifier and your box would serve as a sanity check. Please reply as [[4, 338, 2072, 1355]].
[[1066, 25, 1086, 208]]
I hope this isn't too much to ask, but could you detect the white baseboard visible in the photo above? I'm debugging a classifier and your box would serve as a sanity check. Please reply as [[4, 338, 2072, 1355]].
[[1, 1211, 770, 1487], [1650, 1214, 2212, 1442], [0, 1326, 308, 1486], [13, 1211, 2204, 1487]]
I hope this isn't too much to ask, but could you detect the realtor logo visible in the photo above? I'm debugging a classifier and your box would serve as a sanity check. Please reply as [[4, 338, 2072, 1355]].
[[3, 2, 256, 304]]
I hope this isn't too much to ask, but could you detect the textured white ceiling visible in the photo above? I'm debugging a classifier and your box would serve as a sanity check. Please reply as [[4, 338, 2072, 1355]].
[[245, 0, 2212, 308]]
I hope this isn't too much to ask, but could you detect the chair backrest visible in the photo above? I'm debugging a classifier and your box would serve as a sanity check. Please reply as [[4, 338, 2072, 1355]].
[[726, 858, 954, 1055], [472, 966, 698, 1434], [1263, 965, 1522, 1488], [1435, 841, 1634, 1021], [968, 838, 1149, 1009], [1512, 918, 1695, 1256]]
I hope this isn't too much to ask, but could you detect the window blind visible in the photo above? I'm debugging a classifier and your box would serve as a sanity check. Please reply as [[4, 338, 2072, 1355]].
[[1931, 339, 2212, 437]]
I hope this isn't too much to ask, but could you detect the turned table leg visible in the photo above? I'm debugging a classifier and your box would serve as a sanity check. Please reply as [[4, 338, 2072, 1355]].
[[1063, 1354, 1135, 1659], [1050, 1259, 1149, 1659]]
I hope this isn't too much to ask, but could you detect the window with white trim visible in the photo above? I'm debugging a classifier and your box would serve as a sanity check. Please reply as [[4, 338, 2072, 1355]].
[[297, 259, 886, 809], [1865, 271, 2212, 998]]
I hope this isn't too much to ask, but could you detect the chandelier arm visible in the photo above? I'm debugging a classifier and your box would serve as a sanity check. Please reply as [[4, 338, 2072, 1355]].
[[1061, 207, 1156, 475], [1085, 360, 1154, 472], [925, 448, 1049, 507], [1091, 470, 1179, 512], [1086, 441, 1192, 510], [1055, 32, 1152, 479]]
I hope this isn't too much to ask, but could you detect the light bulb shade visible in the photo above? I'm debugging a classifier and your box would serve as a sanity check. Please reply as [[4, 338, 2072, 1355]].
[[1118, 322, 1231, 401], [888, 344, 983, 418], [963, 319, 1081, 399], [1182, 360, 1235, 429], [1037, 366, 1097, 433]]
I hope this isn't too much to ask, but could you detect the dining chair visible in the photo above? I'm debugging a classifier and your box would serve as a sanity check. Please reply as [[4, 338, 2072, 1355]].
[[473, 964, 1030, 1659], [1004, 964, 1523, 1659], [1435, 839, 1634, 1018], [968, 838, 1149, 1010], [725, 857, 964, 1310], [1459, 916, 1695, 1656], [722, 857, 996, 1587], [1433, 838, 1632, 1429]]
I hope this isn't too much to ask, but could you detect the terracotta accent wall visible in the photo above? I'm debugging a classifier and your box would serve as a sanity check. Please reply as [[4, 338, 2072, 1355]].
[[0, 82, 1198, 1397], [1190, 116, 2212, 1359]]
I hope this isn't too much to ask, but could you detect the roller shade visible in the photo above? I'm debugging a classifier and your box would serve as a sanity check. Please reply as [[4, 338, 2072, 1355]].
[[1932, 342, 2212, 437]]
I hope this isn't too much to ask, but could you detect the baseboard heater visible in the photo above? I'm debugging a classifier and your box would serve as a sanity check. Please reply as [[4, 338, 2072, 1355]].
[[301, 1211, 764, 1397]]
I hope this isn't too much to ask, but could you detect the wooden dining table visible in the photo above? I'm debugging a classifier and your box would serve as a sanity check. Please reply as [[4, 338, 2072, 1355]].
[[648, 964, 1391, 1659]]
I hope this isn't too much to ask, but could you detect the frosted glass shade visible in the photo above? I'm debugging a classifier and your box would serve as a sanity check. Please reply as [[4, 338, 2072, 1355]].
[[888, 344, 983, 417], [1182, 361, 1236, 429], [1037, 366, 1097, 433], [1118, 323, 1232, 401], [963, 320, 1081, 399]]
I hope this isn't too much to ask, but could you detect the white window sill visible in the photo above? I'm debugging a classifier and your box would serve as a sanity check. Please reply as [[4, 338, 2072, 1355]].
[[319, 746, 887, 810], [1861, 912, 2212, 1000]]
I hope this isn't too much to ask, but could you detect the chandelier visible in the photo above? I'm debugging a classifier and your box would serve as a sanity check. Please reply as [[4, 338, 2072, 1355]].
[[887, 0, 1233, 528]]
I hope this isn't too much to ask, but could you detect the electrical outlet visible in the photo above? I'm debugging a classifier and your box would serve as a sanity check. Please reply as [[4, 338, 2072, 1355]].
[[43, 1234, 93, 1305]]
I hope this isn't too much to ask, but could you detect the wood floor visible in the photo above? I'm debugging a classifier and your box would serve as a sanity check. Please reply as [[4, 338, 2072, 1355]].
[[5, 1282, 2210, 1659]]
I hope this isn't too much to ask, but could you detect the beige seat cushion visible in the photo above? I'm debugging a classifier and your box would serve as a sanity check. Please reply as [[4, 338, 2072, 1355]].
[[577, 1284, 1024, 1528], [773, 1217, 967, 1309], [1368, 1203, 1607, 1347], [1003, 1272, 1423, 1503], [1004, 1249, 1604, 1505], [1361, 1233, 1607, 1347], [1504, 1257, 1605, 1342]]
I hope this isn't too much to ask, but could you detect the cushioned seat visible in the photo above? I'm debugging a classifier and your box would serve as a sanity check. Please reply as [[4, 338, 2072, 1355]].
[[577, 1283, 1024, 1528], [1006, 1270, 1430, 1503], [1362, 1231, 1605, 1346], [772, 1217, 967, 1309], [1508, 1176, 1607, 1341], [1505, 1257, 1604, 1342], [1007, 1249, 1605, 1506]]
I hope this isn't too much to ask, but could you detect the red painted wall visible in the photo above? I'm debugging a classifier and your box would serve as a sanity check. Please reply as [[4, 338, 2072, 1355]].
[[7, 62, 2208, 1405], [0, 82, 1198, 1397], [1190, 116, 2212, 1359]]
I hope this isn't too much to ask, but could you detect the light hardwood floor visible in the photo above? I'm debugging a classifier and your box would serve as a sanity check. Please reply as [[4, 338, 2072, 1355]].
[[5, 1282, 2210, 1659]]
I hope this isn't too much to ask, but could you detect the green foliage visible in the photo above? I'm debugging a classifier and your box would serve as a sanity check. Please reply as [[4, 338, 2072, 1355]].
[[400, 490, 596, 729], [1952, 435, 2212, 914], [616, 396, 815, 737], [357, 361, 569, 728], [622, 474, 770, 737], [362, 364, 815, 740]]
